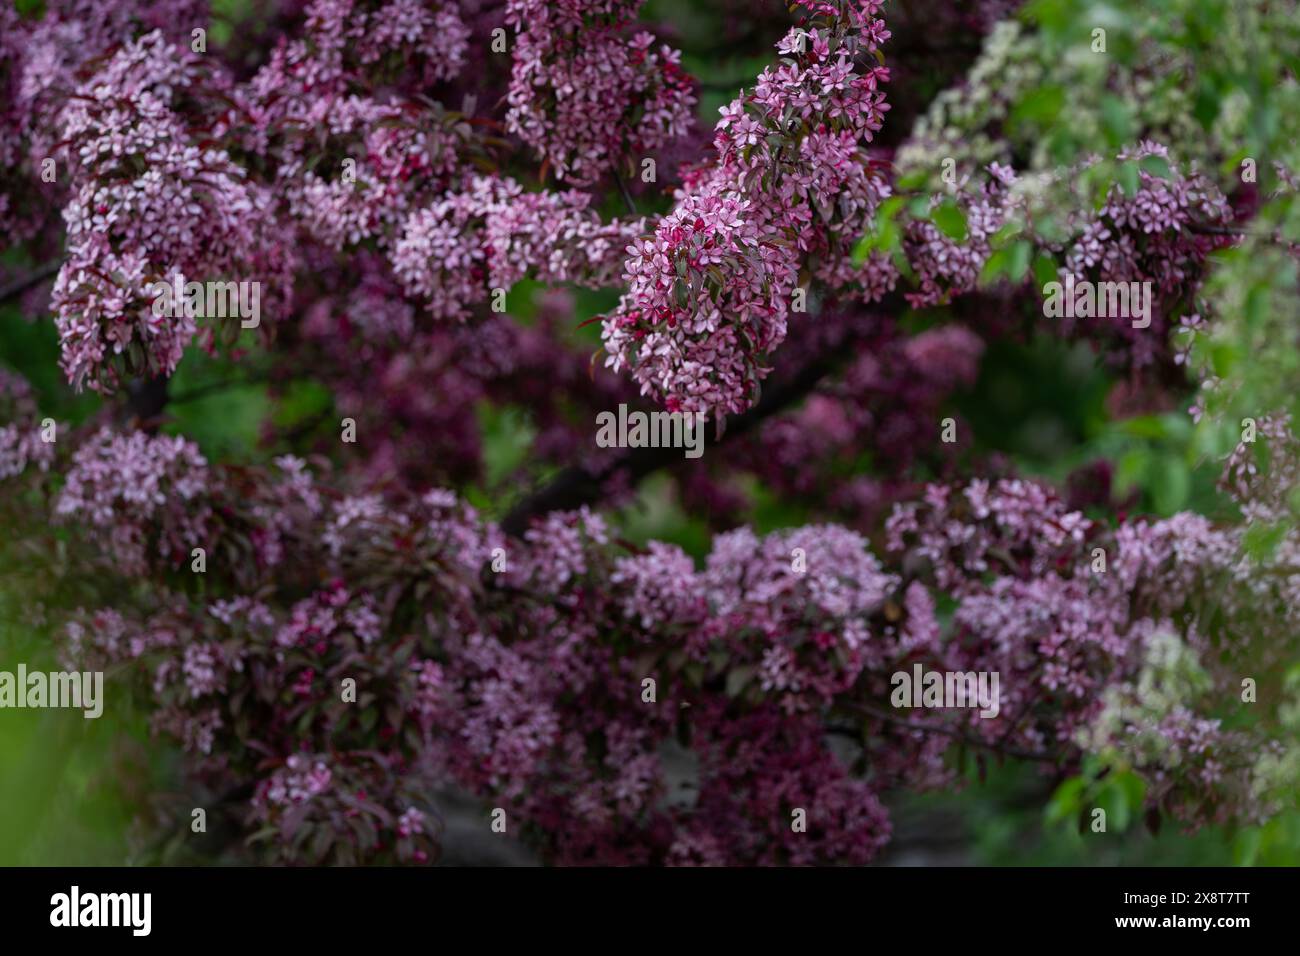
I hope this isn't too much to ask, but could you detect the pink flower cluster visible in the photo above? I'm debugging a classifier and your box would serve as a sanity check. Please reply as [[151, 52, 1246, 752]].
[[270, 0, 469, 93], [240, 0, 471, 253], [40, 440, 936, 863], [889, 146, 1232, 369], [3, 405, 1290, 862], [883, 474, 1289, 818], [1221, 414, 1300, 524], [0, 368, 56, 480], [1058, 141, 1232, 364], [391, 175, 646, 319], [54, 426, 211, 575], [899, 163, 1014, 309], [50, 32, 287, 392], [602, 0, 893, 415], [3, 0, 1294, 870], [0, 0, 206, 248], [505, 0, 696, 185]]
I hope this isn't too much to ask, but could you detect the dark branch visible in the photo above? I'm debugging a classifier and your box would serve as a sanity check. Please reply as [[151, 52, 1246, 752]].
[[170, 373, 269, 405], [1188, 221, 1286, 241], [126, 375, 170, 430], [501, 331, 855, 536], [612, 167, 638, 216], [0, 261, 60, 304], [847, 701, 1064, 765]]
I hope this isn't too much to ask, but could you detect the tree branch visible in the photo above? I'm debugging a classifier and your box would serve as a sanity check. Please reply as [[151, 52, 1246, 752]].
[[170, 373, 269, 405], [500, 334, 851, 536], [126, 375, 170, 430], [847, 700, 1064, 765], [1188, 221, 1291, 242], [612, 167, 638, 216], [0, 261, 60, 305]]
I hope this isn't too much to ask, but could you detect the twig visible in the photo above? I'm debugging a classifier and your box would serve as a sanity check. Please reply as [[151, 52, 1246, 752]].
[[612, 167, 638, 216], [170, 373, 269, 404], [126, 375, 170, 431], [848, 700, 1064, 764], [1188, 222, 1288, 241], [500, 330, 854, 536], [0, 261, 60, 304]]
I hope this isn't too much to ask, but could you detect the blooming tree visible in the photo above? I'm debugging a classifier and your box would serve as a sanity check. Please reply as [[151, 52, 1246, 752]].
[[1, 0, 1298, 865]]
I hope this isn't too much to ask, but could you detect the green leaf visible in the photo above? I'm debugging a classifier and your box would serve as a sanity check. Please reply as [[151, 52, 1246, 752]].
[[477, 403, 537, 486], [895, 170, 929, 191], [1152, 454, 1191, 515], [1118, 160, 1140, 198], [1082, 159, 1117, 211], [978, 247, 1010, 286], [851, 197, 904, 265], [1098, 781, 1131, 833], [273, 380, 332, 431], [1233, 827, 1263, 867], [1021, 0, 1071, 33], [1011, 85, 1065, 127], [1032, 252, 1058, 289], [1100, 94, 1135, 148], [166, 381, 271, 460], [990, 221, 1024, 246], [1115, 771, 1147, 816], [1193, 80, 1221, 130], [890, 245, 916, 282], [1121, 415, 1168, 440], [932, 200, 968, 241], [1245, 285, 1270, 330], [1046, 776, 1085, 827], [1243, 520, 1289, 562], [1007, 240, 1033, 283], [726, 665, 756, 698], [1210, 340, 1241, 377], [1138, 154, 1173, 180], [1114, 448, 1150, 496]]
